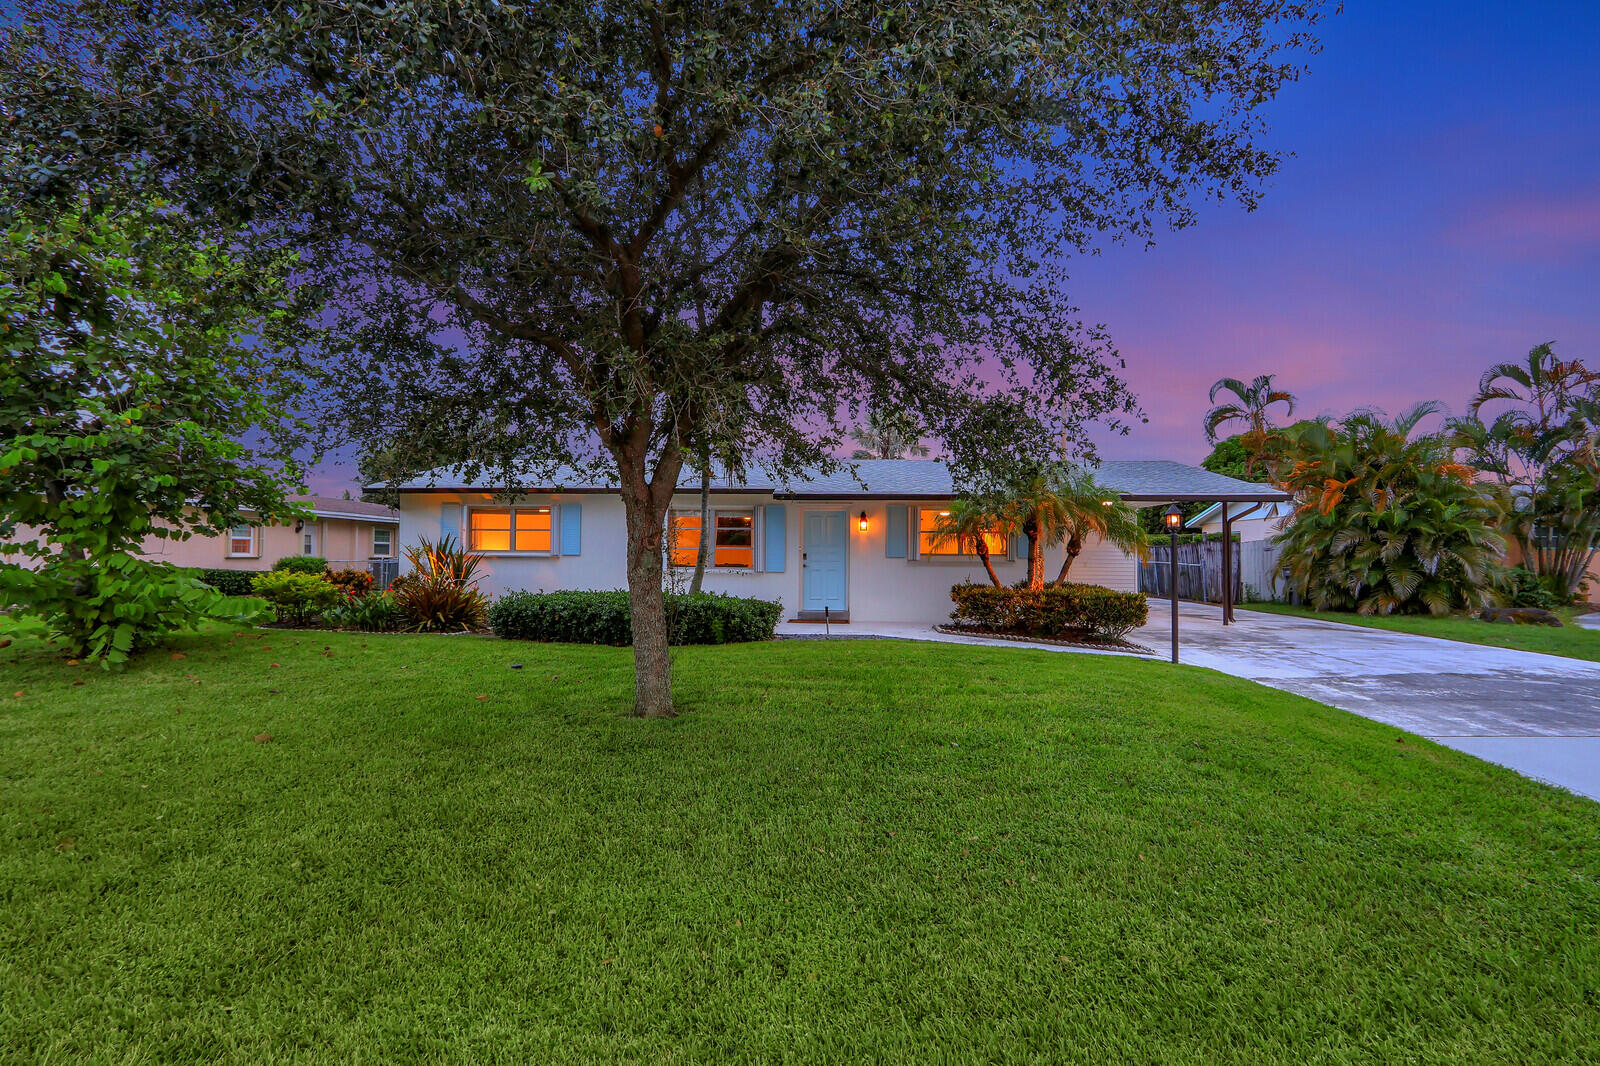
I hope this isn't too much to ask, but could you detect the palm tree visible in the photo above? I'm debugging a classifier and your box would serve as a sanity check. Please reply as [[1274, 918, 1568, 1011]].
[[1204, 374, 1297, 478], [850, 407, 931, 460], [929, 497, 1007, 587], [1277, 403, 1503, 615], [1048, 468, 1148, 585]]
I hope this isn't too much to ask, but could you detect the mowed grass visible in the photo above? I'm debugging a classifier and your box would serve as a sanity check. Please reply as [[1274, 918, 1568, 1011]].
[[1242, 602, 1600, 662], [2, 629, 1599, 1064]]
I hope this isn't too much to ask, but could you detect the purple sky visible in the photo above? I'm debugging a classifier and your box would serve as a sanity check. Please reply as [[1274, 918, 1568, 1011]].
[[310, 1, 1600, 492]]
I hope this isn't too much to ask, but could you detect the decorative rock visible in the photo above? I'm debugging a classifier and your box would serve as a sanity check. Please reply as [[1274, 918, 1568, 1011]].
[[1480, 607, 1563, 627]]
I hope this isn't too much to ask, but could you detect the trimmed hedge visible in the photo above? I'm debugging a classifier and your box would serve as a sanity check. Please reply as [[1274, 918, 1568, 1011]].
[[489, 590, 782, 646], [272, 555, 329, 575], [949, 582, 1148, 641], [194, 568, 264, 597]]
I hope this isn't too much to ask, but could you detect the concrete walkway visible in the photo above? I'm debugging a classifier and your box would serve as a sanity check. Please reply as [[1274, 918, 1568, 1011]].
[[778, 606, 1600, 802]]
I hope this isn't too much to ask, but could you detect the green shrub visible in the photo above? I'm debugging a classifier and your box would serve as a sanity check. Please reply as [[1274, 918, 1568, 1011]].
[[272, 555, 329, 575], [322, 590, 404, 632], [195, 568, 264, 597], [949, 582, 1148, 641], [489, 590, 782, 645], [0, 554, 271, 664], [1493, 567, 1565, 610], [251, 570, 342, 626], [327, 568, 375, 597], [393, 534, 489, 632]]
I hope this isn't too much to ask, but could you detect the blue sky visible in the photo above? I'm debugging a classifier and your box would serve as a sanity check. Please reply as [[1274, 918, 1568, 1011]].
[[1079, 0, 1600, 462]]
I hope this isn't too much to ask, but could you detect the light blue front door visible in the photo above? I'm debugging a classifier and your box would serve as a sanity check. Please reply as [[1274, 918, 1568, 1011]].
[[801, 510, 849, 613]]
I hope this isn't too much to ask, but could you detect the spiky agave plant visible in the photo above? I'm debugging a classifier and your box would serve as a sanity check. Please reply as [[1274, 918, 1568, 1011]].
[[1277, 404, 1504, 615]]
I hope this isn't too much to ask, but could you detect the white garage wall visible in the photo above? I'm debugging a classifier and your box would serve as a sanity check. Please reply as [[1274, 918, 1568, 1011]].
[[394, 492, 1138, 624]]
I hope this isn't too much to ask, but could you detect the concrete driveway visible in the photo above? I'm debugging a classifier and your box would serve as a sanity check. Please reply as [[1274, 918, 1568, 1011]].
[[1136, 603, 1600, 802]]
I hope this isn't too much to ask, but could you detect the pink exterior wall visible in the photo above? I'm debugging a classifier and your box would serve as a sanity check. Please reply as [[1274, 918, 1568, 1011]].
[[139, 519, 397, 571]]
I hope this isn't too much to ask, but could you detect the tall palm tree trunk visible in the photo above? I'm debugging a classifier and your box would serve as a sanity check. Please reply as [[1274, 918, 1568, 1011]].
[[1052, 532, 1083, 586]]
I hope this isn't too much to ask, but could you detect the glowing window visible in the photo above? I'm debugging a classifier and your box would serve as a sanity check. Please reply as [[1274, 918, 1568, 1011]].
[[227, 525, 258, 557], [669, 510, 755, 568], [918, 509, 1006, 557]]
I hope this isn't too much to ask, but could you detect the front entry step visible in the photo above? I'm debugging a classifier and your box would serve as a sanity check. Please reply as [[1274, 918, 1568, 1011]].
[[793, 611, 850, 623]]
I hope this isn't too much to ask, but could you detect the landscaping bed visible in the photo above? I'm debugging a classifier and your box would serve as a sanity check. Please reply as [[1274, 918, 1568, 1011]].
[[3, 629, 1599, 1062], [933, 623, 1153, 655]]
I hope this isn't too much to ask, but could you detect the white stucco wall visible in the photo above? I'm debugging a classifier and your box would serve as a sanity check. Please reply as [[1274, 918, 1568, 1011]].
[[395, 491, 1139, 624]]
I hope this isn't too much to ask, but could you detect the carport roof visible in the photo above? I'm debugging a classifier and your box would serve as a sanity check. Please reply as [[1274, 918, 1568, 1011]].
[[372, 459, 1289, 505]]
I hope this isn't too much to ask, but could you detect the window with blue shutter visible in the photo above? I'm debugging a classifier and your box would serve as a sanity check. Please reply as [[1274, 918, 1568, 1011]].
[[885, 504, 907, 558], [763, 504, 786, 572], [560, 503, 582, 555]]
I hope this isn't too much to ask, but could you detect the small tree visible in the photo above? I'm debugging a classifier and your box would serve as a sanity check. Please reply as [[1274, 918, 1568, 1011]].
[[850, 408, 931, 460], [1049, 470, 1148, 585], [1448, 344, 1600, 601], [929, 499, 1008, 588], [0, 202, 312, 662]]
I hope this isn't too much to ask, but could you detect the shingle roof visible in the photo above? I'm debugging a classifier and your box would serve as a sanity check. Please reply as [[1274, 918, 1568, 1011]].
[[296, 496, 399, 522], [375, 459, 1288, 504]]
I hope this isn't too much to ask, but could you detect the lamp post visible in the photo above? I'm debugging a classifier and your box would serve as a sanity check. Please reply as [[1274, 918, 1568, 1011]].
[[1164, 505, 1184, 663]]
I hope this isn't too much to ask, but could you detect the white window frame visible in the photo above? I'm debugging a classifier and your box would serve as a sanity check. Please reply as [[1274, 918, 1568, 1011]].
[[466, 505, 555, 555], [226, 524, 260, 559], [668, 507, 757, 570], [371, 526, 395, 559], [916, 508, 1008, 559]]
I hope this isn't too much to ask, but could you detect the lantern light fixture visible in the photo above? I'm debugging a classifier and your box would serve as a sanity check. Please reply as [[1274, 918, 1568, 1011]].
[[1163, 505, 1184, 530], [858, 510, 869, 532]]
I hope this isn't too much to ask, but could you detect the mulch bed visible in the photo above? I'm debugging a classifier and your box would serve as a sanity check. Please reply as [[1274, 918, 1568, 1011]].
[[933, 624, 1155, 656]]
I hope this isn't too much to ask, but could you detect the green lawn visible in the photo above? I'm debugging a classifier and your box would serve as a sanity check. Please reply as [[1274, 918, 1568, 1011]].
[[1242, 602, 1600, 662], [3, 629, 1598, 1063]]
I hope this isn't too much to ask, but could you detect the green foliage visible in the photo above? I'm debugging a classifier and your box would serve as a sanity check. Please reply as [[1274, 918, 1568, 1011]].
[[1277, 405, 1503, 615], [0, 200, 314, 662], [489, 590, 783, 646], [1203, 375, 1298, 477], [1493, 567, 1565, 611], [322, 590, 404, 632], [1200, 436, 1253, 481], [0, 553, 270, 663], [392, 535, 488, 633], [327, 568, 375, 596], [250, 571, 342, 627], [272, 556, 329, 575], [194, 568, 264, 597], [949, 582, 1149, 641]]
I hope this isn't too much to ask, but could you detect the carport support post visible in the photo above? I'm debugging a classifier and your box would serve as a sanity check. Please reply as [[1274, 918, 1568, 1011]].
[[1169, 526, 1180, 663], [1221, 504, 1232, 625]]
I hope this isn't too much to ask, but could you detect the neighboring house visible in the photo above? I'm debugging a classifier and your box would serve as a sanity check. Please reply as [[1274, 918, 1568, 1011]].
[[377, 459, 1287, 623], [1192, 499, 1295, 542], [140, 496, 400, 574]]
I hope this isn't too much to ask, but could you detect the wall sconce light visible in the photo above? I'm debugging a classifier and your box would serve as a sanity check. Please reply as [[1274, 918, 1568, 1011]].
[[294, 519, 305, 533], [858, 510, 869, 532]]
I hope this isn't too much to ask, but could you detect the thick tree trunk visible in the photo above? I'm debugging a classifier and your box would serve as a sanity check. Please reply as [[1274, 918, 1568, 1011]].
[[689, 459, 710, 594], [620, 478, 675, 718], [1052, 532, 1083, 586], [1024, 519, 1043, 590]]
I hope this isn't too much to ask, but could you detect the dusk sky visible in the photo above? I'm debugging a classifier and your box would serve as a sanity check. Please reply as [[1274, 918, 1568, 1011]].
[[314, 1, 1600, 492]]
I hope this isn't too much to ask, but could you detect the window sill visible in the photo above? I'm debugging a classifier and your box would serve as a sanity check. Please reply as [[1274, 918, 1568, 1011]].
[[474, 551, 557, 557]]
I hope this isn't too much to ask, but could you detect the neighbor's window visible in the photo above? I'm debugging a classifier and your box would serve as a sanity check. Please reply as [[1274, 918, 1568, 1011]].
[[918, 509, 1006, 557], [371, 527, 394, 558], [668, 510, 754, 568], [467, 507, 551, 552], [227, 524, 258, 557]]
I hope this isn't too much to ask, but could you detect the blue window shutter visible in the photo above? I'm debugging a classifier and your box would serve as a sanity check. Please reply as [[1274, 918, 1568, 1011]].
[[885, 504, 907, 558], [764, 504, 786, 572], [440, 502, 462, 544], [560, 503, 582, 555]]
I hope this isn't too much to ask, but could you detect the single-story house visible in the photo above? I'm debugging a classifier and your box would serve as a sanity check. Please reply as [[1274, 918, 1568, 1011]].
[[1192, 499, 1295, 542], [377, 460, 1288, 623], [140, 496, 400, 573]]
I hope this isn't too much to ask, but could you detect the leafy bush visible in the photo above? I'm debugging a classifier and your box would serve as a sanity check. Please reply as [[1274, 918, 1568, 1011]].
[[327, 568, 375, 597], [195, 568, 264, 597], [392, 535, 489, 632], [251, 570, 342, 626], [949, 582, 1148, 641], [0, 554, 270, 664], [489, 590, 782, 645], [272, 555, 329, 575], [1494, 567, 1565, 610], [322, 590, 404, 632]]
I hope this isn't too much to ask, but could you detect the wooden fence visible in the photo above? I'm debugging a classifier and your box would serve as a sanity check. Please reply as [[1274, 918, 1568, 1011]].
[[1140, 539, 1297, 604]]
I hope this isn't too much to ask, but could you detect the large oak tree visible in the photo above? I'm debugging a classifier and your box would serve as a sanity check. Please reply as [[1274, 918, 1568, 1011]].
[[4, 0, 1325, 714]]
